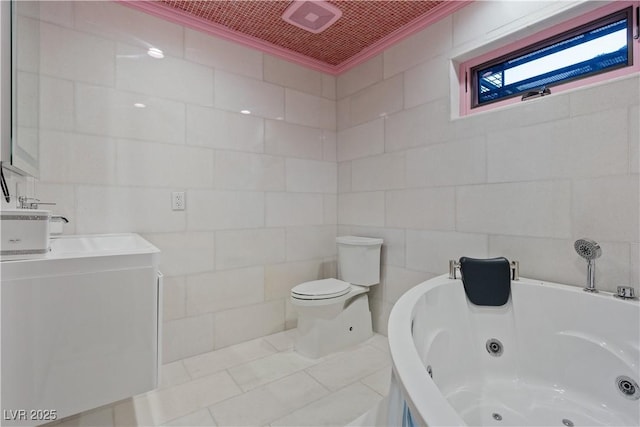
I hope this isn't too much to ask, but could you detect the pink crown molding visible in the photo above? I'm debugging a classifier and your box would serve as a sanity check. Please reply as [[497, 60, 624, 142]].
[[117, 0, 472, 76]]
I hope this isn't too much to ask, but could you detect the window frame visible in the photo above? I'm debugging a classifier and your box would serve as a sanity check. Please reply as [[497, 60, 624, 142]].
[[459, 1, 640, 116]]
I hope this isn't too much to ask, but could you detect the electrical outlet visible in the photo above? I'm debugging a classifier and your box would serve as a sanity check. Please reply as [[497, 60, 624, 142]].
[[171, 192, 185, 211]]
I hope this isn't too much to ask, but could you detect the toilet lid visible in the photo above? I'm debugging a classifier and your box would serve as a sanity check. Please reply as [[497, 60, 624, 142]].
[[291, 278, 351, 300]]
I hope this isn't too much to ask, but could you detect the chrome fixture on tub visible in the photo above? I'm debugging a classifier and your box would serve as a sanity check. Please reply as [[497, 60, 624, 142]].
[[615, 286, 636, 300], [449, 259, 519, 281], [574, 238, 602, 293]]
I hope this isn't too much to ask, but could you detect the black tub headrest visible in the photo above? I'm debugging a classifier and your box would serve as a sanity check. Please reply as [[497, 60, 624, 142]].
[[459, 257, 511, 306]]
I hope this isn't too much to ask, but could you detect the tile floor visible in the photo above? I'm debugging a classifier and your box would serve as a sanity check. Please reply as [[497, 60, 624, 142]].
[[48, 331, 391, 427]]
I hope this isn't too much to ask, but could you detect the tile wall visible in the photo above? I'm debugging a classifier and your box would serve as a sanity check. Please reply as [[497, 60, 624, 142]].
[[5, 0, 639, 354], [12, 1, 337, 363], [336, 1, 640, 334]]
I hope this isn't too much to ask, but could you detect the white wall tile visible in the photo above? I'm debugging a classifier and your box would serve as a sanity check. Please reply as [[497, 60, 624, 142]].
[[188, 190, 264, 231], [384, 104, 428, 153], [487, 109, 628, 182], [324, 194, 337, 225], [76, 186, 185, 234], [215, 151, 284, 191], [285, 299, 297, 329], [406, 137, 486, 187], [337, 55, 383, 99], [216, 228, 286, 270], [215, 71, 284, 119], [452, 0, 554, 48], [40, 22, 115, 86], [116, 44, 213, 106], [286, 225, 337, 262], [489, 235, 630, 292], [570, 75, 640, 117], [338, 192, 385, 227], [163, 314, 215, 362], [336, 97, 351, 130], [264, 55, 323, 96], [186, 267, 265, 315], [572, 175, 639, 243], [349, 226, 406, 267], [338, 162, 352, 193], [385, 188, 455, 230], [39, 76, 74, 131], [75, 1, 184, 57], [186, 105, 263, 153], [483, 93, 570, 133], [264, 260, 325, 301], [404, 55, 449, 109], [76, 85, 186, 144], [337, 119, 384, 161], [162, 276, 186, 321], [383, 266, 434, 305], [369, 298, 392, 336], [266, 193, 324, 227], [117, 139, 214, 188], [630, 105, 639, 174], [142, 232, 215, 277], [185, 28, 262, 79], [322, 74, 336, 100], [457, 181, 571, 238], [285, 89, 336, 129], [348, 75, 403, 126], [39, 130, 116, 185], [385, 100, 452, 152], [286, 159, 337, 193], [351, 152, 405, 191], [322, 131, 337, 161], [265, 120, 324, 160], [631, 244, 639, 289], [213, 301, 285, 349], [383, 16, 452, 78], [406, 229, 488, 275]]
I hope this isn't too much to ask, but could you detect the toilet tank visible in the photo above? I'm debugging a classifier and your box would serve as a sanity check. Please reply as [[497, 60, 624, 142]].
[[336, 236, 383, 286]]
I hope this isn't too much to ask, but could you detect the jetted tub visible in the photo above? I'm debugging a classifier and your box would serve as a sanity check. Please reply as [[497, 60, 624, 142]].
[[387, 274, 640, 426]]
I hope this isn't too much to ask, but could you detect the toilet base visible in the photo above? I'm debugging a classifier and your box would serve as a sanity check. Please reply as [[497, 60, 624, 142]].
[[295, 294, 373, 359]]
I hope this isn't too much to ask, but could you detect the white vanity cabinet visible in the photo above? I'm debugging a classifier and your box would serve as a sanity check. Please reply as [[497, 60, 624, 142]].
[[1, 234, 161, 426]]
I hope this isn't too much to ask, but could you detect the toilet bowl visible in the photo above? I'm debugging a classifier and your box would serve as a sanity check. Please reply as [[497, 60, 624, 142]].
[[290, 236, 383, 359]]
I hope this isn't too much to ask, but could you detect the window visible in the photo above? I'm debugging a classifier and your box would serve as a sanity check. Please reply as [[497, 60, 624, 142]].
[[460, 2, 639, 115]]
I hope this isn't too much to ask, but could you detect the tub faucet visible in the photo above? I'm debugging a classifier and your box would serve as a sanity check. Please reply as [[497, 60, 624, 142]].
[[574, 238, 602, 293]]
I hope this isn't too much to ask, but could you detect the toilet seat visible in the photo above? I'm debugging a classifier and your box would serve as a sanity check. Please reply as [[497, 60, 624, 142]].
[[291, 278, 351, 300]]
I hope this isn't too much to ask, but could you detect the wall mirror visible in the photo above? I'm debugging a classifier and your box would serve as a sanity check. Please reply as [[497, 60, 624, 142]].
[[1, 0, 40, 178]]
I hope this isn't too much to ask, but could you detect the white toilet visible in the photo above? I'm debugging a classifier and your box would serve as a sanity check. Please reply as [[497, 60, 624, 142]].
[[290, 235, 383, 358]]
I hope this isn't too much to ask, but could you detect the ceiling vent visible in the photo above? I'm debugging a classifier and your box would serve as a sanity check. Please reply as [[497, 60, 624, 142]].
[[282, 1, 342, 34]]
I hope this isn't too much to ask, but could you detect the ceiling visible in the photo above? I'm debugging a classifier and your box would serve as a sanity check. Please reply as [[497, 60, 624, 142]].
[[124, 0, 469, 74]]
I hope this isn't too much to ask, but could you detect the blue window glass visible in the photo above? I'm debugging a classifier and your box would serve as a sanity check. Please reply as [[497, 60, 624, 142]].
[[472, 7, 633, 107]]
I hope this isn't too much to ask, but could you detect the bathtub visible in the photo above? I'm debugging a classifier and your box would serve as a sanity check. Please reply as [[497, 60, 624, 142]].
[[387, 274, 640, 426]]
